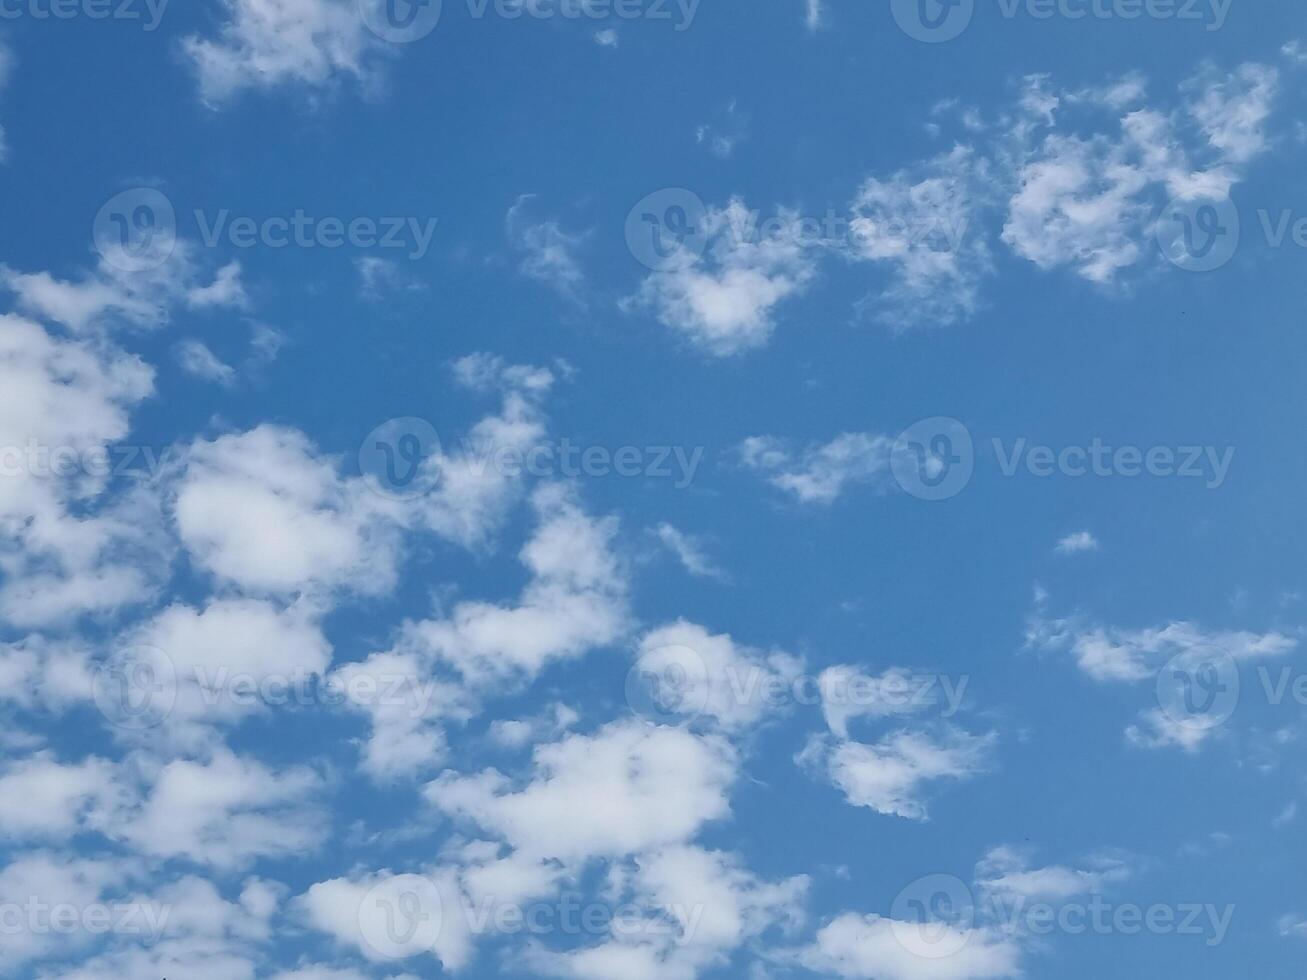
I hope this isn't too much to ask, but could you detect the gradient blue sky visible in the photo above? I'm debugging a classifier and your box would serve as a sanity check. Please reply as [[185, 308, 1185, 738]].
[[0, 2, 1305, 979]]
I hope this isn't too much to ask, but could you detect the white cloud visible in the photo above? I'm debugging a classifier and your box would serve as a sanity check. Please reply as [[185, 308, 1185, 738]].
[[0, 312, 168, 627], [1278, 913, 1307, 939], [635, 620, 801, 731], [535, 846, 808, 980], [845, 146, 991, 329], [626, 199, 819, 356], [425, 719, 738, 863], [1, 244, 246, 333], [506, 197, 588, 304], [796, 913, 1021, 980], [738, 432, 893, 505], [817, 665, 959, 740], [804, 0, 823, 31], [1029, 611, 1296, 685], [182, 0, 382, 106], [118, 749, 326, 868], [653, 523, 727, 581], [175, 339, 236, 385], [333, 483, 628, 779], [800, 728, 994, 820], [169, 424, 404, 597], [0, 754, 124, 840], [974, 846, 1130, 904], [356, 256, 426, 300], [1054, 530, 1099, 554]]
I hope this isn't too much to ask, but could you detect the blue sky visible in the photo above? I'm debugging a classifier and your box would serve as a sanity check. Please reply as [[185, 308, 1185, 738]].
[[1, 1, 1306, 978]]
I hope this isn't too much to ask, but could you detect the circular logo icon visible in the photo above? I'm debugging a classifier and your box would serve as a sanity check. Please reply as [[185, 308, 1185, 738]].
[[891, 0, 974, 42], [891, 417, 974, 501], [1157, 646, 1240, 733], [93, 188, 177, 273], [1155, 195, 1240, 272], [359, 418, 442, 499], [625, 188, 709, 272], [358, 875, 444, 960], [93, 645, 177, 731], [625, 643, 710, 725], [890, 874, 976, 960], [358, 0, 442, 42]]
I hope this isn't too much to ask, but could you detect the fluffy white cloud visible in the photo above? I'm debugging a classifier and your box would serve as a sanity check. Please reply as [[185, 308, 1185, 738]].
[[425, 719, 738, 863], [118, 750, 326, 868], [507, 197, 588, 304], [634, 620, 801, 731], [535, 846, 808, 980], [845, 146, 991, 329], [627, 199, 819, 356], [652, 523, 727, 581], [1054, 531, 1099, 555], [169, 424, 402, 596], [182, 0, 382, 106], [974, 846, 1130, 904], [1, 247, 246, 334], [800, 728, 994, 820], [738, 432, 893, 505], [0, 313, 167, 627], [175, 339, 236, 384], [1002, 65, 1276, 283], [796, 913, 1020, 980], [0, 753, 123, 840]]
